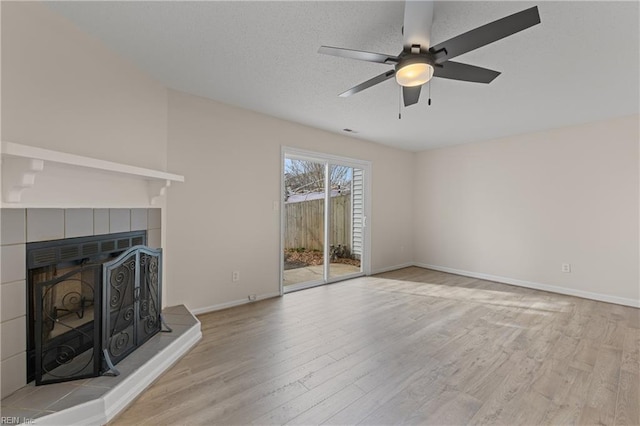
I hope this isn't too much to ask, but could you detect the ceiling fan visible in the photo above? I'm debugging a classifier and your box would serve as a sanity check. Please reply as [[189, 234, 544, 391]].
[[319, 1, 541, 107]]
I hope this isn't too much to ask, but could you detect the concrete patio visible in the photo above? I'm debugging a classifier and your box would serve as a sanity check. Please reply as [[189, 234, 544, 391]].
[[283, 263, 361, 286]]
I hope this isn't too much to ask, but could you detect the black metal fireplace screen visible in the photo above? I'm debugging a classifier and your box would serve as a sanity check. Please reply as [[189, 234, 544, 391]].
[[27, 231, 168, 385]]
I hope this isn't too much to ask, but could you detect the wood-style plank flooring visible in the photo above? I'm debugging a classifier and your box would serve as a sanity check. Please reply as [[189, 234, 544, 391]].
[[111, 267, 640, 425]]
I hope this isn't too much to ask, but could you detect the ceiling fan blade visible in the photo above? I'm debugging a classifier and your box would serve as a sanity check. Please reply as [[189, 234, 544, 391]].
[[430, 6, 541, 63], [318, 46, 399, 64], [339, 70, 396, 97], [403, 0, 434, 51], [434, 61, 501, 83], [403, 86, 421, 106]]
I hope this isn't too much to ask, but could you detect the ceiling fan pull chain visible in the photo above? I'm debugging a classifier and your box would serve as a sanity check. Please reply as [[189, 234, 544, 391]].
[[428, 80, 432, 106], [398, 85, 402, 119]]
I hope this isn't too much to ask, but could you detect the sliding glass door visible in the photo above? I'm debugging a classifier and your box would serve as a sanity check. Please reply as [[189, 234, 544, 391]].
[[281, 149, 369, 293]]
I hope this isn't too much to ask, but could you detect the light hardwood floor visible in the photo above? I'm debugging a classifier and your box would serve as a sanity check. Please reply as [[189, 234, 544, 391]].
[[111, 267, 639, 425]]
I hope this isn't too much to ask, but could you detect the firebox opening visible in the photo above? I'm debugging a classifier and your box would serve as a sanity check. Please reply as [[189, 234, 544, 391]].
[[26, 230, 157, 385]]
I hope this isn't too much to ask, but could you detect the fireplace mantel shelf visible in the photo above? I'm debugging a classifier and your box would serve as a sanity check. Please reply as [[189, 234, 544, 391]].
[[1, 141, 185, 206]]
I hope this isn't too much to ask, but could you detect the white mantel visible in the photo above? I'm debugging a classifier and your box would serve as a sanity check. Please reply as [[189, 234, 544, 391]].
[[1, 142, 184, 208]]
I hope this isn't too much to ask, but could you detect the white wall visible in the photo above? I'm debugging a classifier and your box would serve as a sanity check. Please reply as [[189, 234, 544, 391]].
[[413, 115, 640, 305], [0, 2, 171, 397], [0, 1, 413, 320], [1, 2, 168, 170], [166, 90, 414, 312]]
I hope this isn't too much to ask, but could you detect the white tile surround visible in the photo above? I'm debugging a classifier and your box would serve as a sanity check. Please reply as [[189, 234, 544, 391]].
[[0, 208, 162, 399]]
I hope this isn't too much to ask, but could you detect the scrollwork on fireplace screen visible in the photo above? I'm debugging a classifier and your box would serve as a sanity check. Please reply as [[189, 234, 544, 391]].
[[34, 265, 102, 385], [102, 246, 163, 370], [139, 253, 160, 339]]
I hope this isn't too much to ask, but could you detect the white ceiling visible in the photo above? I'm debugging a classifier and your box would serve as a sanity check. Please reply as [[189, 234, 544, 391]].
[[48, 1, 639, 152]]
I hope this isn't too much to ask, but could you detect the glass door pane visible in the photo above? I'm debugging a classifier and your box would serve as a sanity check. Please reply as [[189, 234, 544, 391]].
[[282, 157, 325, 288], [329, 165, 363, 280]]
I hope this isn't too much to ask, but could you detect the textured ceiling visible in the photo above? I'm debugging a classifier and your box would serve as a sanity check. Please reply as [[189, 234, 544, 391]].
[[48, 1, 639, 152]]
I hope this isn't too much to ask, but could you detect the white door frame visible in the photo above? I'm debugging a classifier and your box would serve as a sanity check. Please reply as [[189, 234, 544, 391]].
[[280, 146, 372, 294]]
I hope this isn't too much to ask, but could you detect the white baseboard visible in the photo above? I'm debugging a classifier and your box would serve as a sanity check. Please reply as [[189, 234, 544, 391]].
[[370, 262, 414, 275], [191, 291, 281, 315], [415, 263, 640, 308], [192, 267, 639, 312]]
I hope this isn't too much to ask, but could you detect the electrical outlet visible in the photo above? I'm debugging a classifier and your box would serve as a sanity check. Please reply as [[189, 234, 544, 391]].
[[232, 271, 240, 282], [561, 263, 571, 273], [248, 294, 257, 301]]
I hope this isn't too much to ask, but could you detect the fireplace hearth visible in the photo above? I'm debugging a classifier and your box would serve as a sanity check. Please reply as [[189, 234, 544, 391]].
[[27, 231, 167, 385]]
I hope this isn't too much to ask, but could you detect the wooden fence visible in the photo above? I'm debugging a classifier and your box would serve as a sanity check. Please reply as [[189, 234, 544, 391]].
[[284, 195, 351, 251]]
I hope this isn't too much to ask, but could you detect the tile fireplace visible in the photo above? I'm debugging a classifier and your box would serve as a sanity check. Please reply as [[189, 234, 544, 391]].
[[1, 143, 197, 423], [1, 208, 162, 397]]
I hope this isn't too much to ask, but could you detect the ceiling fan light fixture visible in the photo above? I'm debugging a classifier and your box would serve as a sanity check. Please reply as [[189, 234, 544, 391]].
[[395, 62, 434, 87]]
